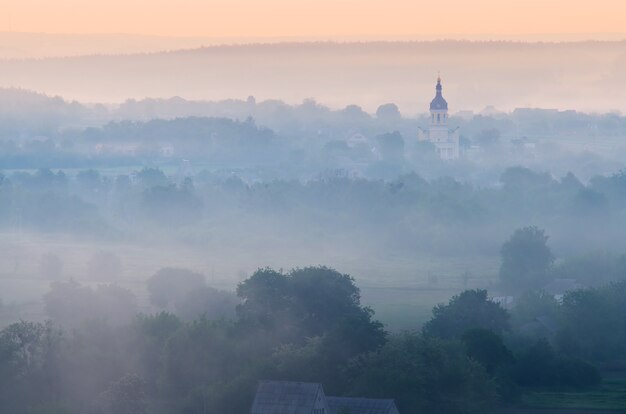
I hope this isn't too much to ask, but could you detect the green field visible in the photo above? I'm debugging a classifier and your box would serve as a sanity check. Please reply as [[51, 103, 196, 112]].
[[522, 376, 626, 411], [0, 231, 500, 330]]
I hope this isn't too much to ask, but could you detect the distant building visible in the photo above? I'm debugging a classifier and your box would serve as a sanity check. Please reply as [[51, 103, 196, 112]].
[[177, 159, 194, 180], [95, 142, 138, 156], [250, 381, 400, 414], [542, 278, 585, 302], [510, 136, 537, 159], [490, 295, 515, 309], [160, 145, 174, 157], [519, 315, 559, 338], [418, 77, 460, 160]]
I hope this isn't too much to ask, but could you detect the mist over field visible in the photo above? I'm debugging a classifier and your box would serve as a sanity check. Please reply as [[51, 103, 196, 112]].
[[1, 40, 626, 112], [2, 35, 626, 414]]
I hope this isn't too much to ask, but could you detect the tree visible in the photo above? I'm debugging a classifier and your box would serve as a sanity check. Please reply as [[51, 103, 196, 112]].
[[461, 329, 514, 375], [114, 174, 132, 194], [500, 167, 554, 193], [474, 128, 501, 148], [510, 290, 559, 330], [376, 103, 401, 120], [512, 339, 600, 388], [348, 333, 497, 414], [499, 226, 554, 292], [512, 339, 556, 386], [260, 310, 387, 393], [461, 329, 519, 403], [552, 251, 622, 287], [288, 266, 368, 335], [147, 267, 205, 309], [0, 322, 63, 412], [135, 167, 167, 189], [44, 280, 95, 327], [236, 268, 292, 331], [44, 280, 138, 327], [76, 169, 102, 192], [88, 251, 123, 282], [39, 252, 63, 280], [423, 289, 510, 339], [175, 286, 239, 321], [32, 168, 66, 192], [375, 132, 405, 161], [560, 281, 626, 360], [92, 284, 139, 326], [96, 373, 148, 414], [163, 319, 242, 395], [141, 184, 203, 226], [341, 105, 370, 122], [236, 267, 386, 352], [268, 336, 349, 393]]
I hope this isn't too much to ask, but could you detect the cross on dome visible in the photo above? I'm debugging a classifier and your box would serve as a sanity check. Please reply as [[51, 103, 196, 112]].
[[430, 75, 448, 110]]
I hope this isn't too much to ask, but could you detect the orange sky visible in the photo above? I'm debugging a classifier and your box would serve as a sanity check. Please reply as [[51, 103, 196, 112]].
[[2, 0, 626, 38]]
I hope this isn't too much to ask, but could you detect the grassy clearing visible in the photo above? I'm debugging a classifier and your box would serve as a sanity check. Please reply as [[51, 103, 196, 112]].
[[522, 376, 626, 411], [0, 231, 499, 329]]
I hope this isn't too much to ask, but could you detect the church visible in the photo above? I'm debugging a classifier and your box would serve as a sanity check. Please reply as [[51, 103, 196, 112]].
[[417, 77, 460, 160]]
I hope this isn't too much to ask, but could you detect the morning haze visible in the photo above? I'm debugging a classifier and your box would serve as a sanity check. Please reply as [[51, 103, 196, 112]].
[[3, 0, 626, 38], [1, 41, 626, 112], [1, 2, 626, 414]]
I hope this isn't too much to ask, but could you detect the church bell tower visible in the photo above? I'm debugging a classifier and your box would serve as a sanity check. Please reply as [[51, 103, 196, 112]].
[[417, 76, 460, 160], [430, 77, 448, 126]]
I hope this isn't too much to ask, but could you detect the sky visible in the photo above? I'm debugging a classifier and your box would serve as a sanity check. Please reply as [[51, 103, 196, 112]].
[[2, 0, 626, 39]]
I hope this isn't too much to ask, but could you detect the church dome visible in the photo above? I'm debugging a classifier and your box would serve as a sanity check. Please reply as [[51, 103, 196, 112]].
[[430, 77, 448, 110]]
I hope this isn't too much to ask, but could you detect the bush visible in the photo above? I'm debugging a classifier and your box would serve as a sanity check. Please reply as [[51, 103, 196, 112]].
[[147, 268, 205, 309], [512, 339, 601, 389], [423, 289, 510, 339]]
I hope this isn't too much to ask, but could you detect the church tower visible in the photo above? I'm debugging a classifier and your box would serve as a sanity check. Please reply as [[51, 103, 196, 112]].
[[418, 76, 460, 160]]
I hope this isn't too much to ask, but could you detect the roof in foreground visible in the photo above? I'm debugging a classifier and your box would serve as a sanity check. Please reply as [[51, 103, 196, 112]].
[[327, 397, 398, 414], [250, 380, 323, 414]]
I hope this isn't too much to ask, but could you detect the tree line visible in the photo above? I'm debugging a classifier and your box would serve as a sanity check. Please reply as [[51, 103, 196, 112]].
[[2, 255, 625, 414]]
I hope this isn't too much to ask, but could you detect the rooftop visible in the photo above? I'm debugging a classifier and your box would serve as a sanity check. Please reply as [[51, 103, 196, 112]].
[[250, 380, 325, 414], [430, 77, 448, 111], [327, 397, 398, 414]]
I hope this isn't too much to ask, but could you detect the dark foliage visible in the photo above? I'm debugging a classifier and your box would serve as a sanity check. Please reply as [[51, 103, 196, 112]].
[[423, 289, 510, 339], [500, 226, 554, 292]]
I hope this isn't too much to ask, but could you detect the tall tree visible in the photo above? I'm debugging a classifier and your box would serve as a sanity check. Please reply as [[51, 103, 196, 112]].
[[423, 289, 510, 339], [499, 226, 554, 292], [236, 266, 385, 349], [348, 333, 497, 414]]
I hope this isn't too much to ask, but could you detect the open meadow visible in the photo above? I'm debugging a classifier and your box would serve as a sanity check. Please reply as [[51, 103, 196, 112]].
[[0, 231, 500, 330]]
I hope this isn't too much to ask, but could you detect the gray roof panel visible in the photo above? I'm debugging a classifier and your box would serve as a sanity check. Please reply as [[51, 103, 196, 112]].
[[327, 397, 397, 414], [251, 381, 323, 414]]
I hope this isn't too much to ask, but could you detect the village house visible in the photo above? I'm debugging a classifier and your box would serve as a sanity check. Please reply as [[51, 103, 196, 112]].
[[250, 380, 400, 414]]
